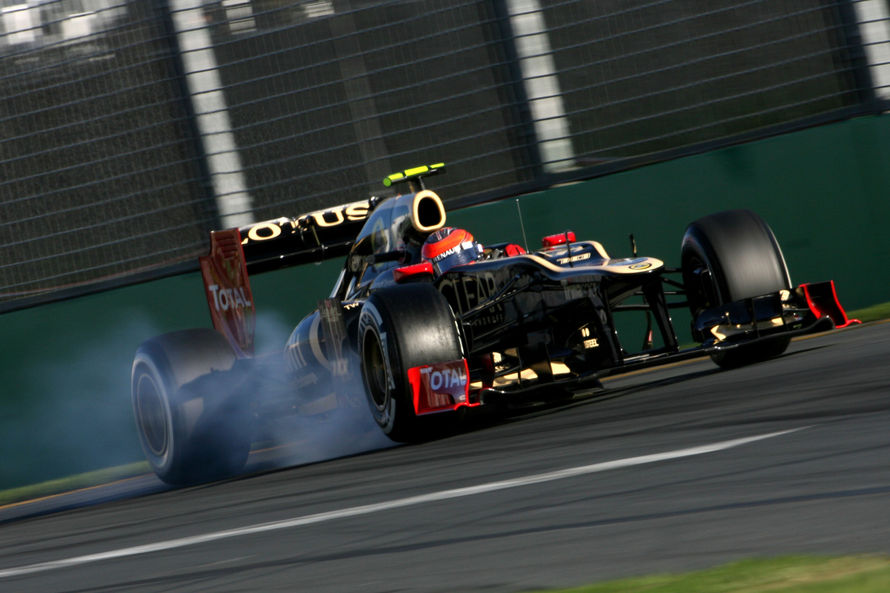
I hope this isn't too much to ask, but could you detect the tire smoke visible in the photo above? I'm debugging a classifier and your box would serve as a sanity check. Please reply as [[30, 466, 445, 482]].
[[1, 310, 393, 492]]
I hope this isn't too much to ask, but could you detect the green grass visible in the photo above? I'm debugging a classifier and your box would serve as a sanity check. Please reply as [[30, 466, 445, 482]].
[[537, 556, 890, 593], [0, 461, 149, 507], [847, 302, 890, 324]]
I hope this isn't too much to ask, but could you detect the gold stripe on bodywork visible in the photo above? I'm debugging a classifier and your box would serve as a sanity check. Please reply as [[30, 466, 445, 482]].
[[520, 252, 663, 274]]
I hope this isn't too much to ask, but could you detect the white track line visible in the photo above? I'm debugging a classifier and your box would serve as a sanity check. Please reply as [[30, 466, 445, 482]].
[[0, 428, 805, 580]]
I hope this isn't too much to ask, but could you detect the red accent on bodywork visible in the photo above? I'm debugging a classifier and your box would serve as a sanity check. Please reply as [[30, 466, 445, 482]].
[[394, 262, 434, 283], [504, 243, 526, 256], [199, 229, 256, 357], [800, 280, 861, 329], [408, 359, 478, 415], [542, 231, 576, 248]]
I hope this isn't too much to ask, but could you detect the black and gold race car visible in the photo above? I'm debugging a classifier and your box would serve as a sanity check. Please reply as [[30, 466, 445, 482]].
[[131, 163, 858, 484]]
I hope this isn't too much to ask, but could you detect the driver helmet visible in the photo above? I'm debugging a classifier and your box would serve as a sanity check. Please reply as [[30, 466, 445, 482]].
[[421, 227, 483, 275]]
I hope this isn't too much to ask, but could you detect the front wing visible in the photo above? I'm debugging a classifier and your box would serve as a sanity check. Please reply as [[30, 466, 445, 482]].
[[471, 280, 858, 408]]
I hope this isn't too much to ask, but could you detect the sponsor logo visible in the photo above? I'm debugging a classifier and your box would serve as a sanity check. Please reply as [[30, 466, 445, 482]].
[[207, 284, 252, 312], [628, 262, 651, 270], [241, 202, 370, 245], [437, 272, 506, 326], [420, 365, 467, 393], [431, 241, 473, 264], [557, 252, 592, 265], [409, 359, 471, 415], [199, 228, 256, 357], [580, 326, 600, 349]]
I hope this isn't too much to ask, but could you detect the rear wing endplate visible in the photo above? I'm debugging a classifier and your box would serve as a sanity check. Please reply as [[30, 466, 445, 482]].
[[199, 229, 256, 357]]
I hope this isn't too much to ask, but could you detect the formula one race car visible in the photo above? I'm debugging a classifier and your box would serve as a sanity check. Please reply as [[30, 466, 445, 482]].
[[131, 163, 858, 484]]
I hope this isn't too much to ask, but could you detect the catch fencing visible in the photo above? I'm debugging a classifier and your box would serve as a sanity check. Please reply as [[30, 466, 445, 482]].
[[1, 0, 888, 310]]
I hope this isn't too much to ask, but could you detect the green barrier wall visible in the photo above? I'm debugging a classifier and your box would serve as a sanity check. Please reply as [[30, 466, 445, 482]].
[[449, 115, 890, 311], [2, 115, 888, 489]]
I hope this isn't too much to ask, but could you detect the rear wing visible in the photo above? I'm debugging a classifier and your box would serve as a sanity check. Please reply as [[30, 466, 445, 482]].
[[197, 201, 372, 357], [235, 164, 445, 274], [238, 199, 373, 274]]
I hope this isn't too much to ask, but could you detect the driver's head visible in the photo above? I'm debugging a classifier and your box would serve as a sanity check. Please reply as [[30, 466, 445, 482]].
[[421, 227, 482, 275]]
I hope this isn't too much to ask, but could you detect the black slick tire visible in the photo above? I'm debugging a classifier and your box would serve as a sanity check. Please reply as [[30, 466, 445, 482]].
[[681, 209, 792, 369], [358, 284, 463, 442], [131, 329, 252, 485]]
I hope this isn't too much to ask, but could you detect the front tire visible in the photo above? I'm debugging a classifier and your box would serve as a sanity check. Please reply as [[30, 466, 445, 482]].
[[358, 284, 463, 442], [681, 209, 792, 369], [131, 329, 252, 485]]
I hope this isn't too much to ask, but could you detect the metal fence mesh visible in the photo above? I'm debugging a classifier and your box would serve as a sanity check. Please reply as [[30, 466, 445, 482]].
[[1, 0, 887, 310], [207, 0, 528, 221], [0, 1, 210, 302], [547, 0, 863, 160]]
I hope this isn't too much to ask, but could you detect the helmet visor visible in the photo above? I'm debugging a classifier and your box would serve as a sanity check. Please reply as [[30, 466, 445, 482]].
[[430, 241, 480, 275]]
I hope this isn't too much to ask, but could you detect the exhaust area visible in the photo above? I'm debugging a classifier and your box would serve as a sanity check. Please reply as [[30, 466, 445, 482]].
[[245, 312, 395, 472]]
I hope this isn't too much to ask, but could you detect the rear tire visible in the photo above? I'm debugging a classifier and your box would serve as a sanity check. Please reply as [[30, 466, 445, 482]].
[[131, 329, 252, 485], [681, 209, 792, 369], [358, 284, 463, 442]]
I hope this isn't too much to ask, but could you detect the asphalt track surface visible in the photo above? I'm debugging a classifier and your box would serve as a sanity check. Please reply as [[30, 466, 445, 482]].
[[1, 322, 889, 592]]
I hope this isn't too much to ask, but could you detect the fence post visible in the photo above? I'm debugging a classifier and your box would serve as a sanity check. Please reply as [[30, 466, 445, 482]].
[[500, 0, 575, 173], [154, 0, 221, 231], [835, 0, 882, 112], [490, 0, 544, 181], [159, 0, 255, 230], [330, 0, 392, 186]]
